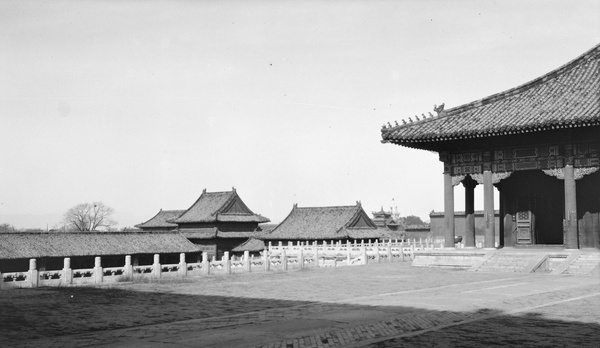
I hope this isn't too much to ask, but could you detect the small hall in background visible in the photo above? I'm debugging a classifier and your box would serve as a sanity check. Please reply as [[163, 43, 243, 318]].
[[137, 188, 270, 259]]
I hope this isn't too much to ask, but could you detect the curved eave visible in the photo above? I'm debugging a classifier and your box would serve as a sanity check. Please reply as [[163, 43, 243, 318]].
[[383, 120, 600, 151]]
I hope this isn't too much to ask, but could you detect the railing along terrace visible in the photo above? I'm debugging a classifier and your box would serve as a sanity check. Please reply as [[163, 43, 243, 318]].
[[0, 238, 445, 290]]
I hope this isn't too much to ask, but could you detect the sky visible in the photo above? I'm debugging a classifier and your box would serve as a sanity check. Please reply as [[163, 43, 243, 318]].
[[1, 0, 599, 229]]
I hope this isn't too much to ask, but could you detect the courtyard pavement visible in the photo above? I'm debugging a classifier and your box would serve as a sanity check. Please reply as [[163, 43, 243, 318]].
[[2, 262, 599, 347]]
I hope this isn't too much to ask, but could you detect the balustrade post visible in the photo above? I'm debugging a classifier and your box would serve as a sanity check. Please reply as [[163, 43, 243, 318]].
[[202, 252, 210, 275], [94, 257, 103, 284], [63, 257, 72, 285], [400, 245, 405, 262], [153, 254, 161, 279], [28, 259, 38, 288], [362, 247, 368, 265], [244, 251, 251, 272], [223, 252, 231, 274], [387, 242, 392, 262], [346, 246, 352, 266], [298, 248, 304, 270], [263, 249, 270, 271], [278, 241, 283, 248], [179, 253, 187, 277], [0, 270, 3, 290], [314, 248, 319, 268], [124, 255, 133, 279], [281, 250, 288, 271], [410, 245, 415, 260], [268, 241, 272, 250]]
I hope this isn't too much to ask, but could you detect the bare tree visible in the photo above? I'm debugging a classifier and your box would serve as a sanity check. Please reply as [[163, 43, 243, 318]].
[[62, 202, 117, 231], [0, 223, 16, 232]]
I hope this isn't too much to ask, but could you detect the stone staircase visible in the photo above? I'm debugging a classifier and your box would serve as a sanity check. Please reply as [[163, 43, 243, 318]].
[[474, 252, 543, 273], [413, 248, 600, 274], [563, 251, 600, 275]]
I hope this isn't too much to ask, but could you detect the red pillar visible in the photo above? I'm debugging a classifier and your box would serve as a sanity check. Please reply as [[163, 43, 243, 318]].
[[483, 171, 495, 249], [564, 165, 578, 249], [444, 173, 455, 248], [463, 178, 477, 248]]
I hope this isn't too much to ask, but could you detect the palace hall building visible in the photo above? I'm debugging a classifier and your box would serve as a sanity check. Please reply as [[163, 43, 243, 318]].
[[382, 44, 599, 250]]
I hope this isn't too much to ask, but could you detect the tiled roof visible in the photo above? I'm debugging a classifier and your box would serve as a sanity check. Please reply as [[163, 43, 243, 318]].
[[266, 204, 378, 240], [347, 227, 393, 240], [381, 43, 600, 150], [232, 238, 266, 252], [216, 214, 270, 223], [257, 224, 279, 233], [216, 230, 261, 239], [135, 209, 185, 229], [179, 228, 217, 240], [172, 189, 270, 224], [0, 232, 202, 260]]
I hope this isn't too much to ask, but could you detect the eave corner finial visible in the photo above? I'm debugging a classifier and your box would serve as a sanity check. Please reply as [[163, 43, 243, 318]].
[[202, 188, 207, 193], [356, 200, 361, 207], [232, 186, 236, 192]]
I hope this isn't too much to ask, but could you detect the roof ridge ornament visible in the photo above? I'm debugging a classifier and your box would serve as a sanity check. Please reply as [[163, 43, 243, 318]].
[[434, 103, 446, 116]]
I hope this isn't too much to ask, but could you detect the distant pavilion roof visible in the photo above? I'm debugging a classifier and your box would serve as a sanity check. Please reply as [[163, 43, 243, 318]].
[[266, 203, 380, 240], [381, 43, 600, 151], [0, 232, 203, 260], [135, 209, 185, 229], [232, 238, 266, 253], [171, 188, 270, 224]]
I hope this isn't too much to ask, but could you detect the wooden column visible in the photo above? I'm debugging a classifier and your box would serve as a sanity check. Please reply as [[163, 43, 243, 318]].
[[564, 165, 578, 249], [463, 177, 477, 248], [444, 173, 455, 248], [483, 170, 495, 248]]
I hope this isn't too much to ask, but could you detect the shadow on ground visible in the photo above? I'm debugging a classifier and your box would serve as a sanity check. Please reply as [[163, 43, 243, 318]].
[[368, 311, 600, 348], [1, 284, 599, 347]]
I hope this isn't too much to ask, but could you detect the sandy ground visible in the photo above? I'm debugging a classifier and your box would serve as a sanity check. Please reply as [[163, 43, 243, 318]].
[[1, 263, 599, 347]]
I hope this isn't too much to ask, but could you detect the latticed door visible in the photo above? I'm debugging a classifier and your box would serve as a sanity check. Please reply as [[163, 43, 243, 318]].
[[516, 210, 535, 244]]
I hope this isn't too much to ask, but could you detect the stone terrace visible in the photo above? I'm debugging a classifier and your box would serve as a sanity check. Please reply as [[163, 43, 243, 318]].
[[1, 262, 599, 347]]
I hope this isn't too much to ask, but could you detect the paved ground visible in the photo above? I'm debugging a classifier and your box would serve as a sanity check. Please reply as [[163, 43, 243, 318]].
[[1, 262, 599, 347]]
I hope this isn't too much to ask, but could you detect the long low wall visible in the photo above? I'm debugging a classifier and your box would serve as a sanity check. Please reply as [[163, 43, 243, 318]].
[[0, 239, 442, 290]]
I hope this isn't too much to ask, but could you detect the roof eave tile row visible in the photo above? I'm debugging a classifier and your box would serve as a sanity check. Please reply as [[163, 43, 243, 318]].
[[384, 119, 600, 146]]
